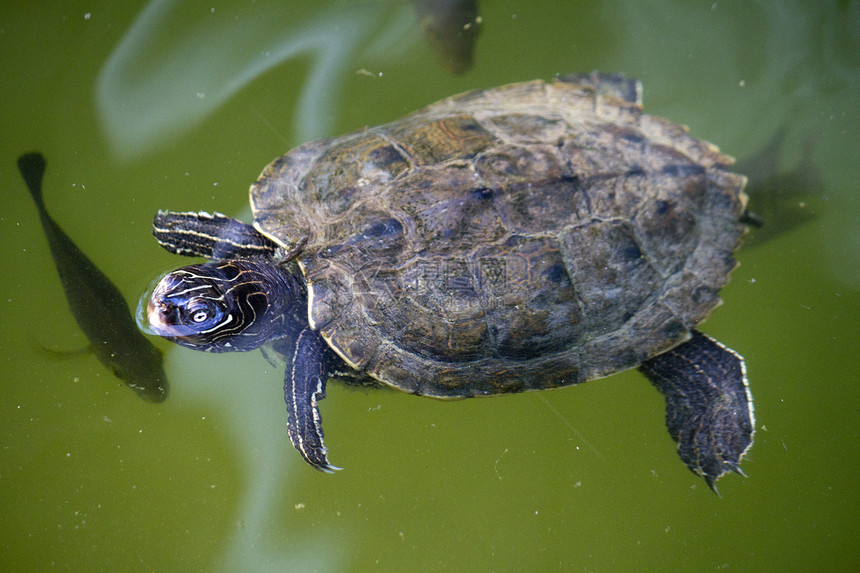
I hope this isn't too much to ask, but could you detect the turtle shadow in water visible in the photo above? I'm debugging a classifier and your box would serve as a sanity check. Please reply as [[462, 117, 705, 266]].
[[737, 128, 823, 247]]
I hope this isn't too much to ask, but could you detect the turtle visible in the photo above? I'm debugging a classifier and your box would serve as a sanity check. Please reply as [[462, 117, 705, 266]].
[[141, 73, 755, 492]]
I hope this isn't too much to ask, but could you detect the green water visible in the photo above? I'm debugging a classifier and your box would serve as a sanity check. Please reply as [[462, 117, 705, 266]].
[[1, 1, 857, 571]]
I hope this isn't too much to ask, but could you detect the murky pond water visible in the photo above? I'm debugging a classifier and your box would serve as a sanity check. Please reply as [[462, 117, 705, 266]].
[[2, 1, 857, 570]]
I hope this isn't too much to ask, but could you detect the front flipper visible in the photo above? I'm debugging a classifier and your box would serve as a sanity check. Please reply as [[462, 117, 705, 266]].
[[639, 330, 755, 493], [152, 210, 277, 259], [275, 327, 340, 472]]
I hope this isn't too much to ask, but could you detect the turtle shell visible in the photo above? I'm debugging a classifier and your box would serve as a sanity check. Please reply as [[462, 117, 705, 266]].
[[250, 77, 747, 398]]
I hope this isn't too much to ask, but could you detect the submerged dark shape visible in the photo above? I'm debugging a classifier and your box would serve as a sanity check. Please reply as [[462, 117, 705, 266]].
[[735, 128, 822, 246], [18, 153, 168, 402], [142, 74, 755, 491], [413, 0, 480, 74]]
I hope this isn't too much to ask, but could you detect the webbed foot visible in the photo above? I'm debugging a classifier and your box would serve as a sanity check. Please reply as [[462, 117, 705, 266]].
[[640, 330, 755, 493], [279, 327, 341, 472]]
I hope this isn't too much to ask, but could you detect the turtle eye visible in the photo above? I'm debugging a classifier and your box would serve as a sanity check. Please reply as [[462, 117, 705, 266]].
[[183, 298, 224, 330], [191, 308, 210, 323]]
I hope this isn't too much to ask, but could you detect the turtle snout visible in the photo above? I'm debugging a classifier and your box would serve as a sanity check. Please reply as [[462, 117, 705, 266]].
[[146, 299, 175, 333], [136, 286, 164, 337], [136, 274, 185, 338]]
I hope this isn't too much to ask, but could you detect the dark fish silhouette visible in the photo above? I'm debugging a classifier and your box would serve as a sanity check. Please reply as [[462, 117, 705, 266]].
[[18, 152, 168, 402], [413, 0, 480, 75]]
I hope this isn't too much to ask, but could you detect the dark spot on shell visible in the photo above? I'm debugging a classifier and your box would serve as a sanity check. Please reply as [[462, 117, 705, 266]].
[[662, 164, 705, 177], [503, 234, 527, 248], [692, 285, 717, 305], [459, 119, 485, 134], [368, 145, 408, 171], [441, 227, 458, 241], [663, 321, 687, 342], [471, 187, 494, 200], [621, 243, 643, 261], [349, 341, 365, 363], [542, 263, 570, 285], [321, 243, 343, 257], [654, 199, 671, 215], [363, 218, 402, 238], [342, 218, 404, 252]]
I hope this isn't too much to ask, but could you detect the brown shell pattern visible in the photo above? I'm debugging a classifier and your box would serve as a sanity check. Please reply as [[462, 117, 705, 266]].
[[251, 78, 748, 398]]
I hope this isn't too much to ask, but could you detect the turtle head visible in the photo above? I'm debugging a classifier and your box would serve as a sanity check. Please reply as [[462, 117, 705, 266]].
[[140, 260, 303, 352]]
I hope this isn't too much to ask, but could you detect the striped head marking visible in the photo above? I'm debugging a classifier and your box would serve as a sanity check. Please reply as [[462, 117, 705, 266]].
[[143, 261, 287, 352]]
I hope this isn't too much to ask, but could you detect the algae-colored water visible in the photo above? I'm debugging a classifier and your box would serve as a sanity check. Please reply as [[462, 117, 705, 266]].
[[1, 1, 857, 570]]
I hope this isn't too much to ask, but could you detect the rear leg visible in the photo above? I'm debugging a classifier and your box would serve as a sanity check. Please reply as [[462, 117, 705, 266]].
[[640, 330, 755, 493]]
